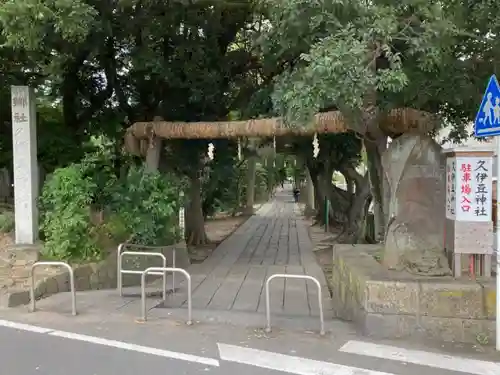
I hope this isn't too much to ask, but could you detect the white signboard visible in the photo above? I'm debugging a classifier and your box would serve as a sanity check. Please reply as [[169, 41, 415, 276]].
[[179, 207, 185, 232], [178, 191, 185, 235], [454, 156, 493, 222], [445, 157, 457, 219]]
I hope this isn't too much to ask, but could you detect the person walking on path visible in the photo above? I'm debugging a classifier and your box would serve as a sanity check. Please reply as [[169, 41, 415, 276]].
[[293, 186, 300, 203]]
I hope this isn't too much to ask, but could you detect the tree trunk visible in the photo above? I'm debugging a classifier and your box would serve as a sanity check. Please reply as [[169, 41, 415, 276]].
[[244, 157, 257, 214], [327, 184, 351, 223], [185, 172, 209, 246], [307, 159, 339, 225], [344, 175, 371, 243], [346, 177, 354, 196], [364, 138, 387, 242], [334, 165, 372, 243], [315, 164, 331, 225], [309, 159, 352, 228]]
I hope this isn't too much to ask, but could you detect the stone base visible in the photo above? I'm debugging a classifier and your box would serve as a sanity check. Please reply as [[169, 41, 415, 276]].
[[2, 244, 40, 265], [1, 242, 191, 308], [331, 244, 496, 345]]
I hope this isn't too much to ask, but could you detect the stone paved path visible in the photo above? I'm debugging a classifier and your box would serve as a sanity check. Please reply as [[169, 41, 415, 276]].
[[161, 187, 332, 318], [8, 187, 332, 331]]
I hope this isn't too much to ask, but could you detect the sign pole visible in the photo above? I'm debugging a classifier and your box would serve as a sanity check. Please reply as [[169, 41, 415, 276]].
[[472, 74, 500, 350], [179, 191, 186, 241], [497, 138, 500, 351]]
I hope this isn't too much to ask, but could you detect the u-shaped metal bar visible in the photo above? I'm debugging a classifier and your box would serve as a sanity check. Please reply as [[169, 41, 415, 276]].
[[118, 250, 167, 300], [265, 273, 325, 335], [141, 267, 192, 325], [117, 243, 177, 298], [30, 261, 76, 316]]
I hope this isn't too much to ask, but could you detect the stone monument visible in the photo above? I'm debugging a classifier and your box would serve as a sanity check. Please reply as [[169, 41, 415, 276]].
[[382, 134, 451, 275], [10, 86, 39, 245]]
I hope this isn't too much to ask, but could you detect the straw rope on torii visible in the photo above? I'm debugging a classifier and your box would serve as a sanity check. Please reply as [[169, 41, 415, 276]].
[[124, 107, 438, 155]]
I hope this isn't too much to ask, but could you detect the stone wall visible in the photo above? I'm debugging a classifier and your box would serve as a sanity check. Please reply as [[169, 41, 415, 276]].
[[2, 242, 190, 308], [331, 244, 496, 345]]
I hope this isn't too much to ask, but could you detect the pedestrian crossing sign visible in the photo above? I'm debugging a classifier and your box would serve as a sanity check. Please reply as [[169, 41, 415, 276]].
[[474, 74, 500, 137]]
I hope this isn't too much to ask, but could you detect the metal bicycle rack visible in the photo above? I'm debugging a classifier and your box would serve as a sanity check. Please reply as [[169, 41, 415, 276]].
[[118, 251, 167, 300], [264, 274, 325, 335], [141, 267, 192, 325], [117, 243, 176, 298], [30, 261, 77, 316]]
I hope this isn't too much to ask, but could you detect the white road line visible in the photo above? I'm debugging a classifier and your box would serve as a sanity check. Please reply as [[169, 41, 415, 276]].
[[0, 318, 219, 367], [0, 319, 53, 333], [217, 343, 396, 375], [49, 330, 220, 367], [339, 340, 500, 375]]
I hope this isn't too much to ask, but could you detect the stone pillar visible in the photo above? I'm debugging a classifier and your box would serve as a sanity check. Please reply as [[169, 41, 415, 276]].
[[11, 86, 39, 245], [145, 136, 162, 171], [444, 147, 494, 277], [145, 116, 163, 172], [245, 156, 257, 214], [304, 167, 315, 216]]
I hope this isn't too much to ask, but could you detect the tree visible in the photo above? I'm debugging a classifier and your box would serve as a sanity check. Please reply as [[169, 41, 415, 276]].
[[255, 0, 500, 273], [289, 133, 366, 240], [264, 0, 456, 236], [0, 0, 264, 247]]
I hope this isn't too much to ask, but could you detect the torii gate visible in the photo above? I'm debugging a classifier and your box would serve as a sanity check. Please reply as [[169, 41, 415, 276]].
[[122, 106, 438, 244], [124, 108, 436, 156], [8, 81, 435, 248]]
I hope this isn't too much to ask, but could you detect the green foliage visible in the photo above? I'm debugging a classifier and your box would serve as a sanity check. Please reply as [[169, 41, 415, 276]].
[[37, 106, 91, 172], [202, 159, 264, 216], [195, 138, 279, 217], [4, 0, 500, 256], [284, 156, 305, 185], [79, 136, 120, 208], [200, 145, 281, 218], [109, 166, 182, 246], [0, 0, 97, 50], [255, 162, 274, 201], [0, 211, 14, 233], [1, 103, 94, 171], [263, 0, 461, 132], [291, 132, 362, 175], [202, 161, 246, 216], [40, 150, 182, 261], [40, 163, 99, 261]]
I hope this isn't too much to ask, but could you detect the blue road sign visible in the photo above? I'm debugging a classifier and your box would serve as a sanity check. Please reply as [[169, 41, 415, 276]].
[[474, 75, 500, 138]]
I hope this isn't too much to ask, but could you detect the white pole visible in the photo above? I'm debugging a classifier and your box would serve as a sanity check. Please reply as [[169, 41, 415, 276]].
[[179, 191, 185, 238], [496, 138, 500, 351]]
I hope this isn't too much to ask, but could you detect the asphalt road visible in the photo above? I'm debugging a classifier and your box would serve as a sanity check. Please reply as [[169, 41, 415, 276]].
[[0, 319, 499, 375], [0, 327, 283, 375]]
